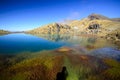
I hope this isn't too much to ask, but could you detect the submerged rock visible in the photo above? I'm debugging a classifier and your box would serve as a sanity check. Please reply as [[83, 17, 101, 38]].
[[56, 47, 72, 53], [90, 47, 120, 61]]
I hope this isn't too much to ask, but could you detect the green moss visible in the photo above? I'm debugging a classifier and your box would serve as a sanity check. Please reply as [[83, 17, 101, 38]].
[[103, 59, 120, 80], [4, 54, 63, 80], [63, 55, 93, 80], [104, 59, 120, 68], [1, 49, 118, 80], [12, 72, 29, 80], [87, 75, 101, 80], [60, 55, 79, 80]]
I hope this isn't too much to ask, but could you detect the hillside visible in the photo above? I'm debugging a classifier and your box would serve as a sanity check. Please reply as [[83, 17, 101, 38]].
[[27, 23, 72, 34], [111, 18, 120, 22], [0, 29, 10, 35], [26, 13, 120, 38]]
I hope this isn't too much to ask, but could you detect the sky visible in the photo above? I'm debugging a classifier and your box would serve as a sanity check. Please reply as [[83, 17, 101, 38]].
[[0, 0, 120, 31]]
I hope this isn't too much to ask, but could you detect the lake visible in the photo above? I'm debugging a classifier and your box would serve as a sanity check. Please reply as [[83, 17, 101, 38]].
[[0, 33, 120, 80], [0, 33, 120, 60], [0, 33, 118, 54], [0, 33, 71, 54]]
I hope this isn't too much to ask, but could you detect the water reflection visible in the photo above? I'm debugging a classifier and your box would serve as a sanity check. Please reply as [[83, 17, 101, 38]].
[[0, 33, 69, 54], [32, 34, 115, 50], [87, 37, 97, 44], [0, 33, 117, 54], [32, 34, 71, 42], [0, 34, 120, 80]]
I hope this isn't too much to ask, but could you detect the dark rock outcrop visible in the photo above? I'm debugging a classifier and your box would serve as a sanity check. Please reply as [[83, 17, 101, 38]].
[[88, 23, 100, 29]]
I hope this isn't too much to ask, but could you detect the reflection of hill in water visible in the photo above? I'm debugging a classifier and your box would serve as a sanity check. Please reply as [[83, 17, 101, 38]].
[[32, 34, 71, 42], [31, 34, 115, 50]]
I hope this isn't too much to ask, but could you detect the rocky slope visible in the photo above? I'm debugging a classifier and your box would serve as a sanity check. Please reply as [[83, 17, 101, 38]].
[[27, 23, 72, 34], [26, 13, 120, 37], [68, 14, 120, 36]]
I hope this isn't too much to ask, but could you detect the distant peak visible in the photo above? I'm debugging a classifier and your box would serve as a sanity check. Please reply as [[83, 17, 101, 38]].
[[88, 13, 109, 20]]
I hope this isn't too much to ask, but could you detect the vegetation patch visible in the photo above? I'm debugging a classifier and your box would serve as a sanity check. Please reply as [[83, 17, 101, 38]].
[[103, 59, 120, 80]]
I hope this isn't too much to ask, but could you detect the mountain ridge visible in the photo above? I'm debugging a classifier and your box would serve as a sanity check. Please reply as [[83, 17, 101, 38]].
[[88, 13, 110, 20], [26, 13, 120, 38]]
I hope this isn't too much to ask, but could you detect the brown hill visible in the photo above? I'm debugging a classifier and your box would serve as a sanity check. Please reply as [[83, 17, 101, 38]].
[[88, 13, 110, 20], [26, 13, 120, 37], [27, 23, 73, 34], [0, 29, 10, 35]]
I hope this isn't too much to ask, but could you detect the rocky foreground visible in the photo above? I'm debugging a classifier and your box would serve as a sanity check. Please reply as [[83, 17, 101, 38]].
[[0, 46, 120, 80]]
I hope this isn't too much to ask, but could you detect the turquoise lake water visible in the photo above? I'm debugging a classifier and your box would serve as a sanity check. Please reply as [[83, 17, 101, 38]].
[[0, 33, 120, 60], [0, 33, 70, 54]]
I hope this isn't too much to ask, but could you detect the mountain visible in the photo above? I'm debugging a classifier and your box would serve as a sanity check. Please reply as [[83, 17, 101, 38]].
[[26, 13, 120, 39], [88, 13, 110, 20], [27, 23, 72, 34]]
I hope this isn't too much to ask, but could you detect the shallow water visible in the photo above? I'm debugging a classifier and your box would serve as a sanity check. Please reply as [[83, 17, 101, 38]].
[[0, 33, 118, 54], [0, 33, 70, 54], [0, 33, 120, 60], [0, 33, 120, 80]]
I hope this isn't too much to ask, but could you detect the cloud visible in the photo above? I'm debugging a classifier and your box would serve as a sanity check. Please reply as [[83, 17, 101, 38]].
[[67, 11, 80, 19], [58, 11, 80, 24]]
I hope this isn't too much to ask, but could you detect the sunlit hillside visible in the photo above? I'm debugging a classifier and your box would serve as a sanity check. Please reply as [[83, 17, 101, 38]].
[[0, 29, 10, 35], [26, 14, 120, 37]]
